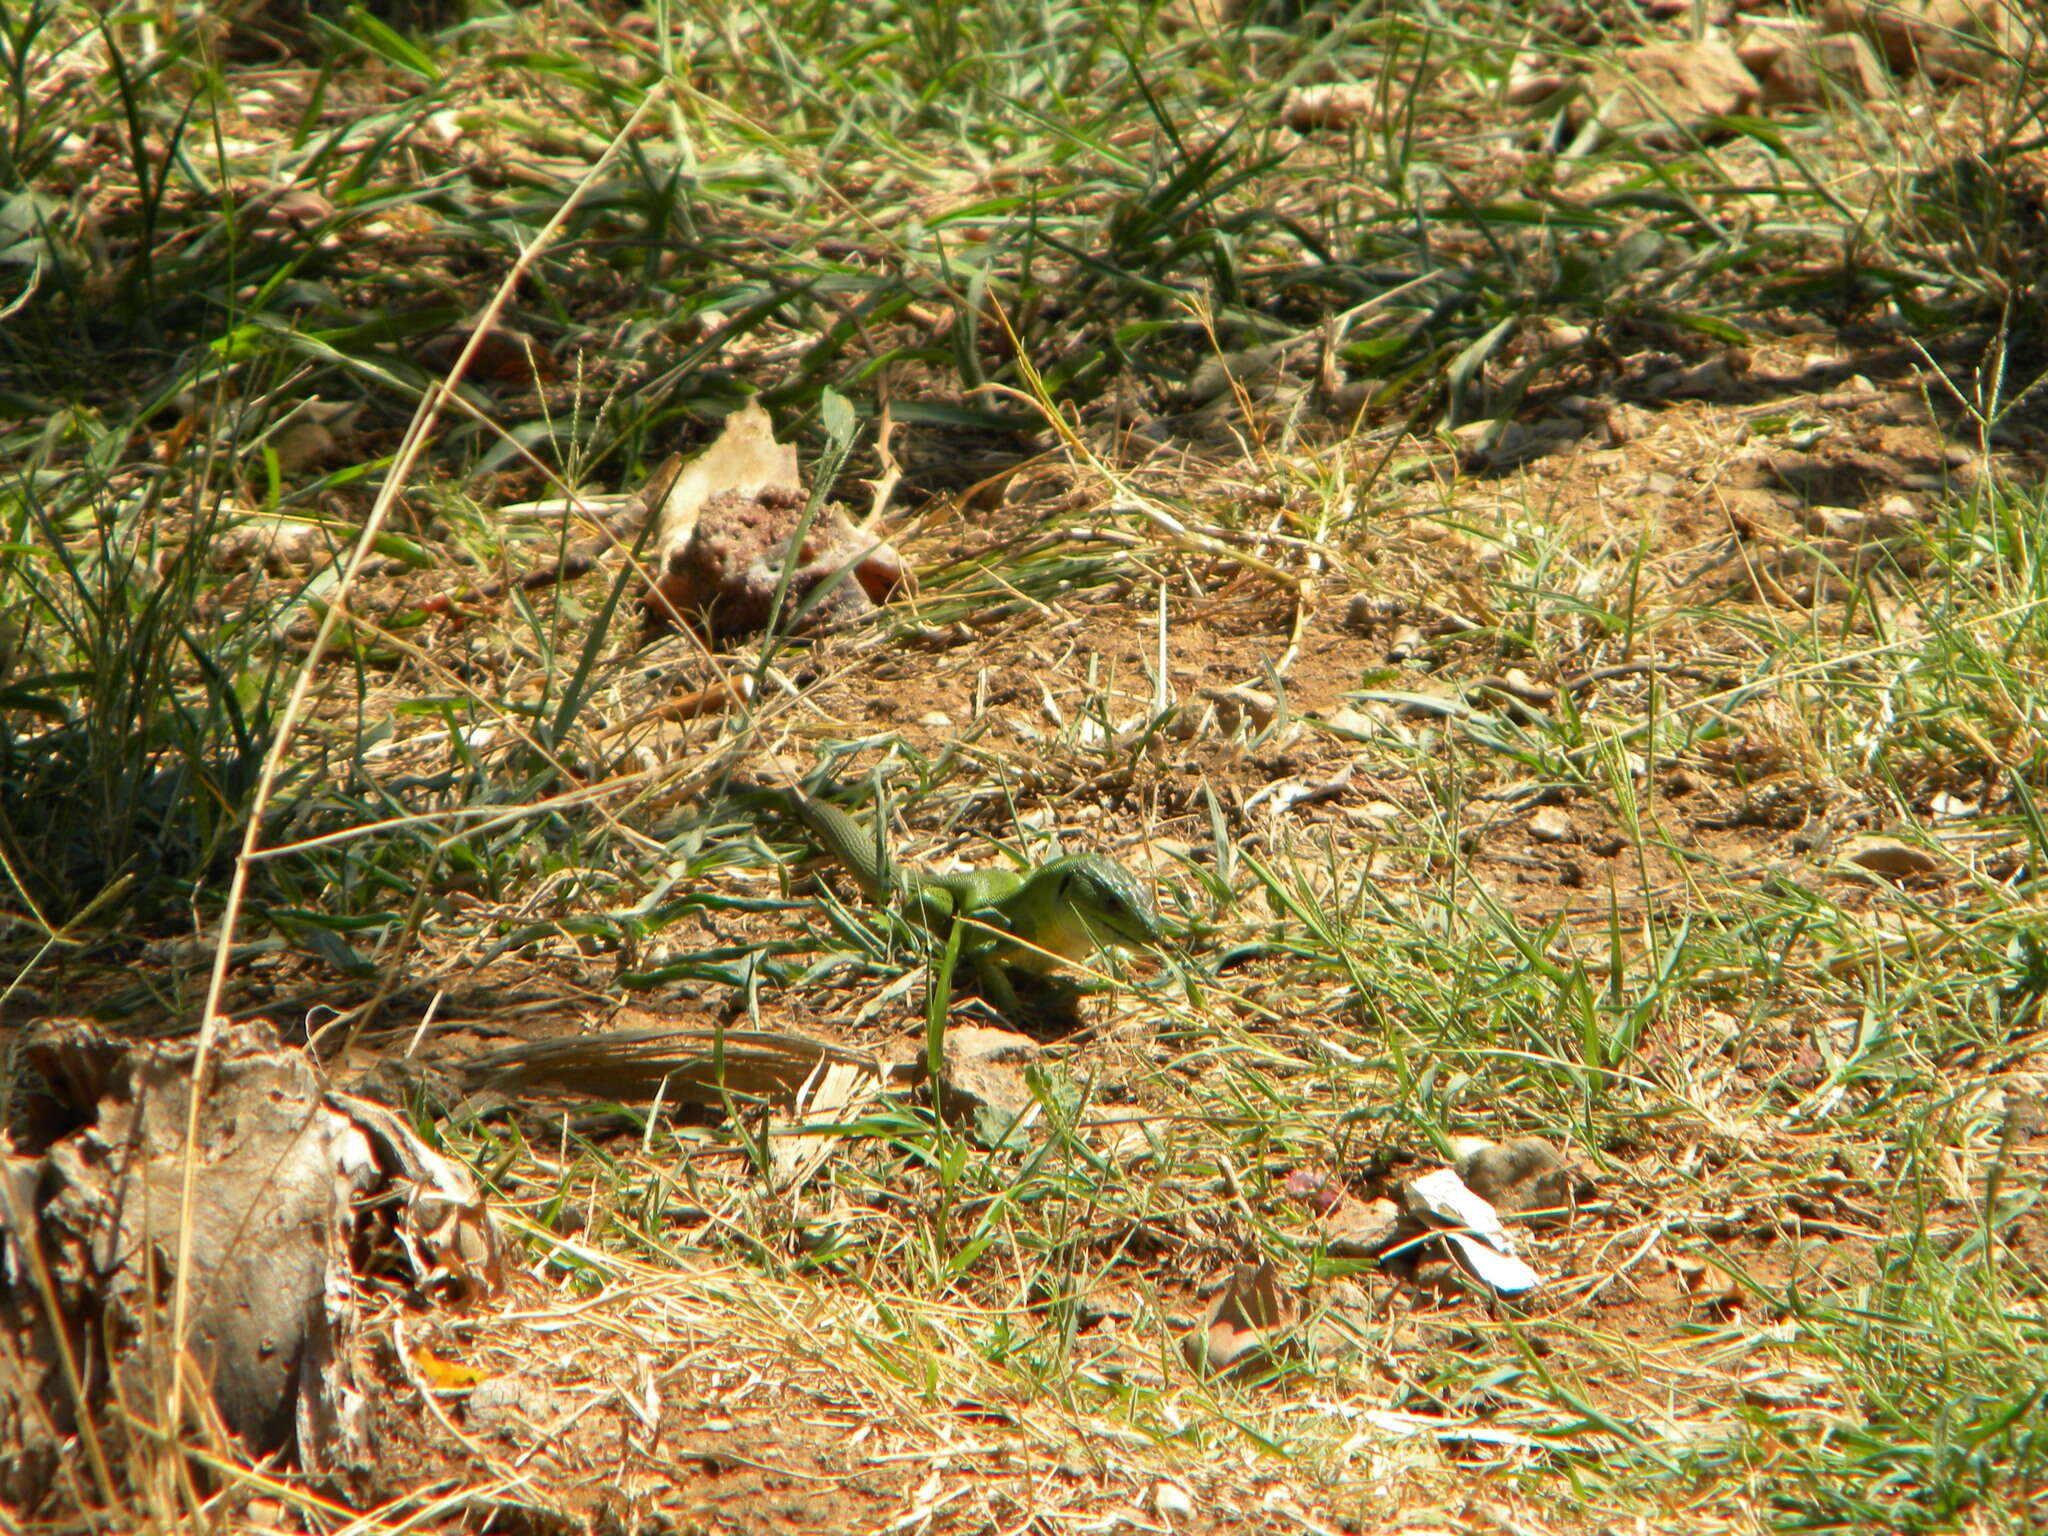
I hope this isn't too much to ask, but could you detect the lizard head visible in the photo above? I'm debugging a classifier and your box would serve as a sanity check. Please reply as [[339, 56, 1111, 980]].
[[1029, 854, 1167, 961]]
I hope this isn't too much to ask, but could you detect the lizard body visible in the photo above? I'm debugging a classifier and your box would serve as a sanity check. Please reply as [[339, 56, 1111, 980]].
[[754, 784, 1165, 998]]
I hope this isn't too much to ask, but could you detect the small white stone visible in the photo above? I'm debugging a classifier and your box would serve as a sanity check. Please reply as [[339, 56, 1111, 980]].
[[1802, 505, 1866, 538], [1152, 1482, 1195, 1519]]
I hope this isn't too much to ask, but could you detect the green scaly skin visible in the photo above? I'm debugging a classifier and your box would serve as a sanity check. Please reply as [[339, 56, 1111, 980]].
[[754, 783, 1166, 1010]]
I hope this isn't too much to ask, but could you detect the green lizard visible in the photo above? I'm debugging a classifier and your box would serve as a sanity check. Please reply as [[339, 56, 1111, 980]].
[[749, 781, 1167, 1012]]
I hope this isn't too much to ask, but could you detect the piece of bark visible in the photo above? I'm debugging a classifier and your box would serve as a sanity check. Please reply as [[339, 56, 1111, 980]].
[[0, 1020, 499, 1516]]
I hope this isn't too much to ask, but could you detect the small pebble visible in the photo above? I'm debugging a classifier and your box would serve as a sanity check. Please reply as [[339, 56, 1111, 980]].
[[1345, 592, 1404, 630], [1323, 707, 1393, 741]]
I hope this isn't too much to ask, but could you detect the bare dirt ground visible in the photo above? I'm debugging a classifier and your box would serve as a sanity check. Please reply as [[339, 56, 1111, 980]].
[[301, 337, 2046, 1533], [6, 0, 2048, 1531]]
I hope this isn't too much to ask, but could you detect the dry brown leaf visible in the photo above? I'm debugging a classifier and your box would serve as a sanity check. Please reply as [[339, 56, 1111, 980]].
[[1840, 834, 1951, 881], [643, 400, 909, 639], [1184, 1260, 1295, 1376]]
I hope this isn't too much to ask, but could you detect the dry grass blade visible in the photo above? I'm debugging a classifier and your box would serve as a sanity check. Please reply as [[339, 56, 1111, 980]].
[[166, 84, 666, 1447]]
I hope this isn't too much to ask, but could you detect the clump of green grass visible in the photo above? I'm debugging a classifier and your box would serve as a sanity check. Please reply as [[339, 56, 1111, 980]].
[[0, 432, 279, 930]]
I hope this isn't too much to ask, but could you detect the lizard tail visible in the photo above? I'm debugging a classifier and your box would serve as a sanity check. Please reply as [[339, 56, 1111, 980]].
[[729, 778, 898, 904]]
